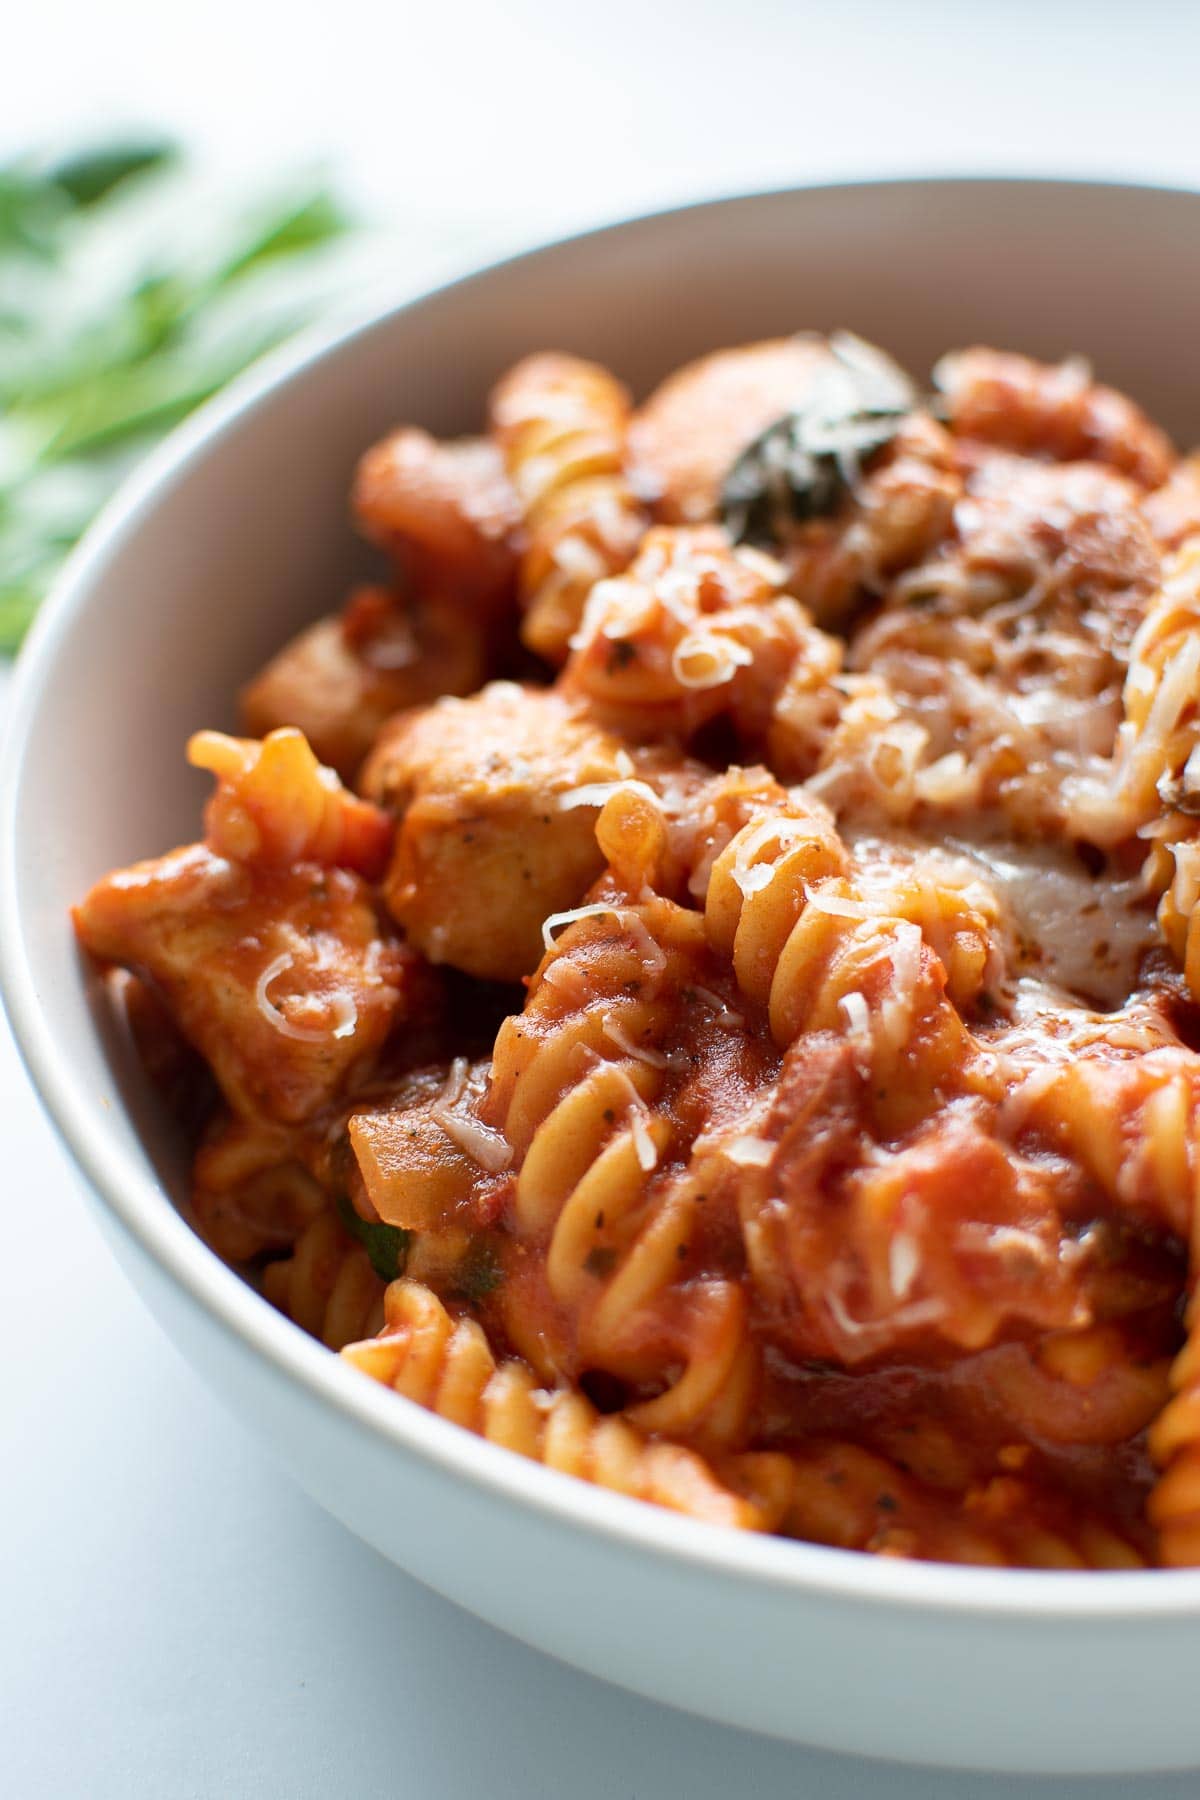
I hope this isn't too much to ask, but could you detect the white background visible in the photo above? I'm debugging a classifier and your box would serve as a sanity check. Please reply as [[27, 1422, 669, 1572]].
[[6, 3, 1200, 1794]]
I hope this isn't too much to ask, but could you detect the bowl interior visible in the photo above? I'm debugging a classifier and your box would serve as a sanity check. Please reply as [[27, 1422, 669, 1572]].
[[10, 171, 1200, 1434]]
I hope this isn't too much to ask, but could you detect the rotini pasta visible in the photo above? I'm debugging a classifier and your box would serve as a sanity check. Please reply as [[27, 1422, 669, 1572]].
[[490, 352, 648, 665], [561, 525, 844, 766], [263, 1208, 387, 1349], [342, 1278, 786, 1529], [76, 329, 1200, 1568]]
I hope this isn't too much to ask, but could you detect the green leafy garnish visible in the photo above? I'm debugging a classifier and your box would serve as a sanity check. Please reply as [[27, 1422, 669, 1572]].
[[720, 331, 918, 548], [450, 1237, 505, 1303], [336, 1193, 411, 1283], [0, 138, 359, 651]]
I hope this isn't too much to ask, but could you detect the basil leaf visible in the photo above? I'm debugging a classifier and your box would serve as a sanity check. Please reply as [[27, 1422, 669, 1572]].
[[721, 332, 918, 548], [336, 1193, 411, 1284]]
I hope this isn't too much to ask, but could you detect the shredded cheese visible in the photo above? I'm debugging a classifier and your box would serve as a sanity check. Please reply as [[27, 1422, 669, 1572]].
[[876, 921, 923, 1051], [557, 779, 660, 812], [429, 1057, 513, 1173], [726, 1135, 774, 1168], [731, 860, 776, 898], [603, 1014, 670, 1070], [838, 990, 871, 1039], [541, 902, 624, 953], [630, 912, 668, 976], [255, 953, 354, 1046], [604, 1060, 661, 1173], [888, 1231, 920, 1300], [330, 994, 359, 1040], [671, 633, 754, 690], [431, 1108, 514, 1174], [631, 1111, 659, 1173], [689, 985, 744, 1030], [804, 883, 871, 920], [824, 1284, 945, 1356]]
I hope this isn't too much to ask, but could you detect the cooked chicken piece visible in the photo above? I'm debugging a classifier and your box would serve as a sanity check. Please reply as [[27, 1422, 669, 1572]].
[[935, 348, 1175, 489], [352, 430, 520, 612], [75, 846, 418, 1125], [362, 681, 630, 981], [240, 587, 485, 780]]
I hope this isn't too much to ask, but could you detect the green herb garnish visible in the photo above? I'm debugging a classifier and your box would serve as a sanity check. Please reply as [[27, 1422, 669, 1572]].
[[450, 1237, 505, 1303], [0, 139, 358, 651], [720, 332, 917, 549], [336, 1193, 411, 1283]]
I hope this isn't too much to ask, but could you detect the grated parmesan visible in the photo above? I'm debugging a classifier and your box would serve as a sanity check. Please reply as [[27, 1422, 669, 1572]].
[[430, 1056, 513, 1173], [542, 902, 623, 953], [602, 1013, 681, 1071], [804, 882, 870, 920], [838, 990, 871, 1039], [557, 779, 660, 812], [630, 1110, 659, 1173], [431, 1107, 513, 1174], [689, 985, 744, 1030], [330, 994, 359, 1040], [671, 633, 754, 690], [540, 903, 670, 979], [255, 952, 356, 1046], [888, 1231, 920, 1300], [824, 1284, 946, 1356], [731, 860, 776, 898], [726, 1135, 774, 1168], [603, 1061, 661, 1173]]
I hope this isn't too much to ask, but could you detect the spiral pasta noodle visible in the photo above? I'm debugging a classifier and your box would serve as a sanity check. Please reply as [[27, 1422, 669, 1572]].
[[1150, 1324, 1200, 1565], [263, 1209, 387, 1349], [1148, 1156, 1200, 1565], [484, 896, 758, 1448], [342, 1278, 788, 1529], [781, 1440, 1146, 1569], [702, 805, 987, 1098], [490, 352, 648, 664], [188, 725, 393, 878]]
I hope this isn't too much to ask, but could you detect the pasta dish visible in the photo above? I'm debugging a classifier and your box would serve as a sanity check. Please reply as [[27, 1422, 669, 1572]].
[[74, 332, 1200, 1568]]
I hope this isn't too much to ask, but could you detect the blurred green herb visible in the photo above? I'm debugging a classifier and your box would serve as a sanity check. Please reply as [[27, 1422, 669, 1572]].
[[0, 139, 358, 652], [336, 1193, 411, 1283], [450, 1237, 504, 1304]]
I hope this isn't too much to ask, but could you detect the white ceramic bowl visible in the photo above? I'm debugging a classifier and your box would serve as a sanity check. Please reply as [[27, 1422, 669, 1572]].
[[6, 179, 1200, 1776]]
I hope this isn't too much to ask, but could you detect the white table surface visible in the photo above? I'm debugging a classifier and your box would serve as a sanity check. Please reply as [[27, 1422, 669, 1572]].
[[7, 4, 1200, 1792]]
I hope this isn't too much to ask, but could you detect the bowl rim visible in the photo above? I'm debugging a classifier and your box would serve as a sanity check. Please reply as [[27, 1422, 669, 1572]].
[[7, 171, 1200, 1623]]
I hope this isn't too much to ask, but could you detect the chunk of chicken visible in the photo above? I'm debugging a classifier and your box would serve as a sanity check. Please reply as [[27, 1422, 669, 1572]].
[[75, 847, 417, 1125], [240, 587, 486, 781], [935, 348, 1175, 490], [361, 682, 630, 981], [352, 431, 520, 612]]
